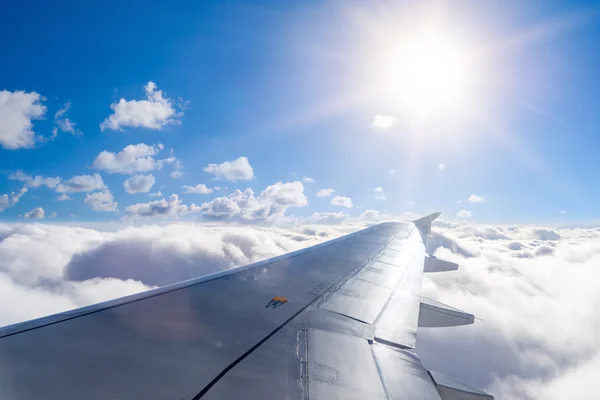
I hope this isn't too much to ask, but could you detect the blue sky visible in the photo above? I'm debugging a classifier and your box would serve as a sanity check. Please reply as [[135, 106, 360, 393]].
[[1, 0, 599, 224]]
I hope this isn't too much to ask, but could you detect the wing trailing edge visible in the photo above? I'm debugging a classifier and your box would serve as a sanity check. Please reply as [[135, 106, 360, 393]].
[[424, 256, 459, 273], [428, 370, 494, 399], [418, 297, 474, 328]]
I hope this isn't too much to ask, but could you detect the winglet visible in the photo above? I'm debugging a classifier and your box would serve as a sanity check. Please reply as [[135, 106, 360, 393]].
[[412, 212, 441, 239]]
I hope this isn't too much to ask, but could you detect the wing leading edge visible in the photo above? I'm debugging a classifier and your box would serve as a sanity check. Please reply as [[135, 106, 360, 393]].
[[0, 215, 492, 399]]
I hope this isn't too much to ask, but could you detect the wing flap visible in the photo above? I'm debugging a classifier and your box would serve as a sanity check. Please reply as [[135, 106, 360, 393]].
[[418, 297, 475, 328], [424, 256, 459, 273], [429, 370, 494, 399]]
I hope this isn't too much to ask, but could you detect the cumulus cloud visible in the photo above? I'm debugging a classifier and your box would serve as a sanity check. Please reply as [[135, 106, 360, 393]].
[[56, 194, 71, 201], [331, 195, 353, 208], [53, 101, 81, 137], [203, 156, 254, 181], [0, 89, 47, 150], [182, 184, 213, 195], [469, 194, 485, 203], [124, 194, 200, 219], [148, 191, 163, 197], [48, 212, 57, 218], [199, 181, 308, 223], [303, 177, 315, 184], [439, 163, 446, 171], [316, 188, 334, 197], [123, 174, 156, 194], [0, 187, 28, 212], [10, 172, 61, 189], [306, 211, 349, 224], [457, 209, 472, 218], [92, 143, 174, 175], [56, 173, 106, 194], [418, 222, 600, 400], [23, 207, 45, 219], [84, 190, 118, 212], [370, 114, 398, 129], [100, 81, 183, 131], [372, 186, 386, 200]]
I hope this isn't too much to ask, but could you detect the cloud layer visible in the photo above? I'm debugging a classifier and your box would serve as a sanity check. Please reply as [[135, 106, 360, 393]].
[[0, 219, 597, 400]]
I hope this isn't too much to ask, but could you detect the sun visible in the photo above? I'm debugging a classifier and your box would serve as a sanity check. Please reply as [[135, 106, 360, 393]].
[[375, 29, 476, 121]]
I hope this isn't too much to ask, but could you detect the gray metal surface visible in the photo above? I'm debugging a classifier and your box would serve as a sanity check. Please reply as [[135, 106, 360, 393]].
[[424, 256, 459, 273], [418, 297, 475, 328], [372, 343, 443, 400], [319, 277, 393, 324], [430, 370, 494, 400], [308, 329, 387, 400]]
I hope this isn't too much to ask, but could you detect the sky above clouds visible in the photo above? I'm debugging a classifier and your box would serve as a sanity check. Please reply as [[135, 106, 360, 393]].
[[0, 0, 599, 224]]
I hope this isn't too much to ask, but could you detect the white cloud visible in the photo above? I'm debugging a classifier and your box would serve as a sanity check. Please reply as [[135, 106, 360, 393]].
[[84, 190, 118, 212], [370, 114, 398, 129], [1, 187, 28, 212], [372, 187, 386, 201], [456, 209, 472, 218], [56, 194, 71, 201], [331, 195, 353, 208], [24, 207, 45, 219], [199, 181, 308, 223], [9, 171, 61, 189], [439, 163, 446, 171], [316, 188, 334, 197], [468, 194, 485, 203], [56, 174, 106, 194], [53, 102, 81, 136], [123, 174, 156, 194], [148, 191, 163, 197], [306, 211, 350, 224], [124, 194, 200, 219], [100, 81, 183, 131], [170, 159, 184, 179], [0, 90, 47, 150], [203, 156, 254, 181], [92, 143, 174, 175], [182, 184, 213, 195], [48, 212, 57, 218], [303, 177, 315, 184]]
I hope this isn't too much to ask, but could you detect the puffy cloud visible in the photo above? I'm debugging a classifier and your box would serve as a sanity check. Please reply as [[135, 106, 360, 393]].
[[100, 81, 183, 131], [0, 90, 46, 150], [84, 190, 118, 212], [439, 163, 446, 171], [303, 177, 315, 184], [372, 186, 386, 200], [306, 211, 349, 224], [199, 181, 308, 223], [417, 222, 600, 400], [370, 114, 398, 129], [469, 194, 485, 203], [331, 195, 353, 208], [0, 187, 28, 212], [457, 209, 472, 218], [53, 102, 81, 136], [316, 188, 334, 197], [182, 184, 213, 195], [203, 156, 254, 181], [56, 173, 105, 194], [92, 143, 174, 175], [56, 194, 71, 201], [124, 194, 200, 219], [123, 174, 156, 194], [9, 171, 61, 190], [148, 191, 163, 197], [23, 207, 44, 219]]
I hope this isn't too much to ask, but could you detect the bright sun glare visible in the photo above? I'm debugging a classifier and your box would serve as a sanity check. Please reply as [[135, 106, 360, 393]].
[[378, 31, 474, 120]]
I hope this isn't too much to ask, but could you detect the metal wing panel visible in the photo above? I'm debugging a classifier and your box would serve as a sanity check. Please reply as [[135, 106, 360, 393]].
[[0, 223, 411, 400]]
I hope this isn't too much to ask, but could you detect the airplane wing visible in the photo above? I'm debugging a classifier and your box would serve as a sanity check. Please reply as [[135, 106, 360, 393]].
[[0, 213, 493, 399]]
